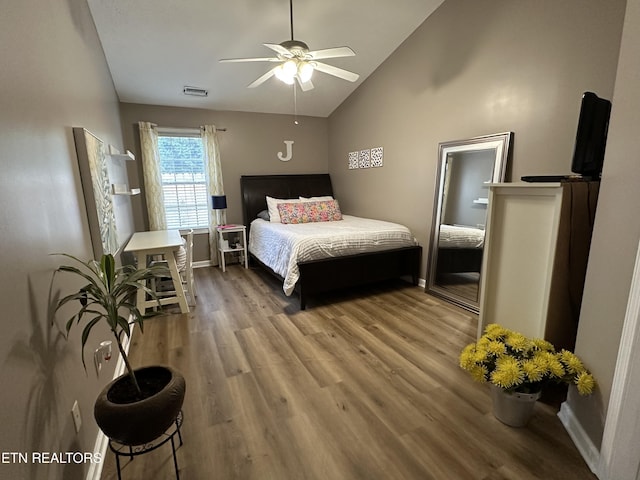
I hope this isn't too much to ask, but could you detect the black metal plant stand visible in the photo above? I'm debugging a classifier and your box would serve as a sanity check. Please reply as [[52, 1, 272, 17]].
[[108, 410, 184, 480]]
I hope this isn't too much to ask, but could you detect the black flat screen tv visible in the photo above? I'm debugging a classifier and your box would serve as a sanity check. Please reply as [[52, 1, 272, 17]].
[[571, 91, 612, 179]]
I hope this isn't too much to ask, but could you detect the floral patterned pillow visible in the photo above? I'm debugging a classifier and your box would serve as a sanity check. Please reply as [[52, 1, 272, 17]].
[[277, 199, 343, 224]]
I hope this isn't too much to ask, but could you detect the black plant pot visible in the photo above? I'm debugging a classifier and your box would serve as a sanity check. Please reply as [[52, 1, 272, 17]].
[[94, 365, 186, 445]]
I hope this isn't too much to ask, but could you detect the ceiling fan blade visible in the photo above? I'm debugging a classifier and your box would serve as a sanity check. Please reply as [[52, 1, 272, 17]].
[[220, 57, 280, 63], [247, 67, 278, 88], [263, 43, 292, 57], [312, 62, 360, 82], [297, 77, 314, 92], [307, 46, 356, 60]]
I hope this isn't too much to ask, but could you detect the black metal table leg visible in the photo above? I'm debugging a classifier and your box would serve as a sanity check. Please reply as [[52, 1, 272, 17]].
[[115, 451, 122, 480], [170, 435, 180, 480]]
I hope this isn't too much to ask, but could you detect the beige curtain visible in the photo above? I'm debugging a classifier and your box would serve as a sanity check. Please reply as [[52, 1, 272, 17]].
[[202, 125, 225, 265], [138, 122, 167, 231]]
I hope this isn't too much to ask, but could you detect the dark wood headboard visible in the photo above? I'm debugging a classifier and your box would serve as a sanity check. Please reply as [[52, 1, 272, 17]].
[[240, 174, 334, 231]]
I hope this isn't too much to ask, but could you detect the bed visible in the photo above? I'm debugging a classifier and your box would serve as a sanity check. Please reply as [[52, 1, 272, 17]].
[[435, 224, 485, 274], [241, 174, 422, 309]]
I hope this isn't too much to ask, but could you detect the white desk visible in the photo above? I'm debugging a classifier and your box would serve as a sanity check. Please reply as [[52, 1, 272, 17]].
[[124, 230, 190, 314]]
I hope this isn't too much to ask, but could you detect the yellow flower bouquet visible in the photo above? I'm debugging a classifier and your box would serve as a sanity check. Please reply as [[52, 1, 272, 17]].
[[459, 324, 596, 395]]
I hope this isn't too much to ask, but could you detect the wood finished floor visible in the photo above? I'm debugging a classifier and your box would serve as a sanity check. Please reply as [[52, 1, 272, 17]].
[[100, 265, 596, 480]]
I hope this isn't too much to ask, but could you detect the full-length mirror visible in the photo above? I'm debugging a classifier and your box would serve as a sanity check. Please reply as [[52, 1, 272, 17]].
[[426, 132, 513, 313]]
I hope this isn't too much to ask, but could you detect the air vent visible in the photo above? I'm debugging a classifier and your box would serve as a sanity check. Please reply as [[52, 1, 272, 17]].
[[183, 86, 208, 97]]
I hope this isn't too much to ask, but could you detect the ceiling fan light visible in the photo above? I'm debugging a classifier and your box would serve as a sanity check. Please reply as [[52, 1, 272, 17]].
[[298, 62, 314, 82], [275, 60, 297, 84], [274, 65, 285, 81], [274, 66, 293, 84], [283, 59, 297, 76]]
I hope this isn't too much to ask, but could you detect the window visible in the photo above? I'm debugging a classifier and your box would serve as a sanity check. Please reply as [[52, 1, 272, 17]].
[[157, 130, 209, 229]]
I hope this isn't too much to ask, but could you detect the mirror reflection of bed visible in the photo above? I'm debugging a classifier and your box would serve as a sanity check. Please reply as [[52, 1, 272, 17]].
[[435, 224, 485, 302], [426, 133, 512, 313]]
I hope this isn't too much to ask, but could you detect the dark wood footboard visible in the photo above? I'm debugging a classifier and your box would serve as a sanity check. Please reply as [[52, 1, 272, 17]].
[[250, 245, 421, 310], [436, 248, 483, 275], [297, 245, 422, 309]]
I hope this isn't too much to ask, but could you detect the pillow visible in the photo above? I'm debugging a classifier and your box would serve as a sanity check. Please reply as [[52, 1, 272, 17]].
[[257, 209, 270, 221], [277, 199, 343, 224], [299, 195, 334, 202], [266, 196, 301, 223]]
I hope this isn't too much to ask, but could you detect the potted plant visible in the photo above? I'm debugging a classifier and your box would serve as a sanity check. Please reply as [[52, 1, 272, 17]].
[[52, 253, 186, 445], [459, 323, 596, 426]]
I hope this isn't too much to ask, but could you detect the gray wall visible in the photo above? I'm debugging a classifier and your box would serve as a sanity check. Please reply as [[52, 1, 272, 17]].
[[567, 0, 640, 451], [0, 0, 131, 478], [328, 0, 625, 268], [118, 104, 329, 261], [328, 0, 628, 452]]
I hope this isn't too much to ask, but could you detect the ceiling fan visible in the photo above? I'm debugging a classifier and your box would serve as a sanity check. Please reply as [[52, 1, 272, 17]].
[[219, 0, 359, 91]]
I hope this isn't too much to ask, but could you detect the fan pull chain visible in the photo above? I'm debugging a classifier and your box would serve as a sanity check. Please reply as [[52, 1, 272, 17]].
[[293, 82, 299, 125]]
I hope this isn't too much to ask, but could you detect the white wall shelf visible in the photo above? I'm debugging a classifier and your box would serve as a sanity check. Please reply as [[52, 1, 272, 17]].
[[111, 184, 140, 196], [108, 144, 135, 161]]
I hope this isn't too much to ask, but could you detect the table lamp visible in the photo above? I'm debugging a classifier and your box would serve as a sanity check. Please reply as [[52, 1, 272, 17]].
[[211, 195, 227, 227]]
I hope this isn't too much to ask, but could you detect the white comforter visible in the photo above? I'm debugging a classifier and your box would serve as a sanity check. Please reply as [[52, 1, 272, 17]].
[[249, 215, 417, 295], [438, 224, 485, 249]]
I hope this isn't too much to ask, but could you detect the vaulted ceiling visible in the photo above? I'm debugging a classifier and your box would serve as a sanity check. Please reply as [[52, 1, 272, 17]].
[[87, 0, 444, 117]]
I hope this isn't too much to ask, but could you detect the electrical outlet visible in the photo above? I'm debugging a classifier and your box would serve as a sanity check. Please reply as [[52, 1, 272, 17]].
[[71, 401, 82, 433]]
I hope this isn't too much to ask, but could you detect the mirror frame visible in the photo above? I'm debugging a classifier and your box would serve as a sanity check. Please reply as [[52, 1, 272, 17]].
[[426, 132, 513, 313]]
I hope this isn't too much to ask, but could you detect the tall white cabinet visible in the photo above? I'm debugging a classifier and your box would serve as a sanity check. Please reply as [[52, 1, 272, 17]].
[[478, 181, 599, 350]]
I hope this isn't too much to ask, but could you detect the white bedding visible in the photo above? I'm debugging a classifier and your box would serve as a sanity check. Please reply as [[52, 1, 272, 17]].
[[438, 224, 485, 249], [249, 215, 417, 295]]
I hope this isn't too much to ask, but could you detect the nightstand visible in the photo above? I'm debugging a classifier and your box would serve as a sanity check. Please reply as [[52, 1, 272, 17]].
[[216, 224, 248, 272]]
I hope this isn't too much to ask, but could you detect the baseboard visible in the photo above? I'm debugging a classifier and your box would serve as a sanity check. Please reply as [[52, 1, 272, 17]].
[[418, 277, 426, 288], [85, 431, 109, 480], [85, 326, 133, 480], [557, 402, 600, 475], [193, 260, 213, 269]]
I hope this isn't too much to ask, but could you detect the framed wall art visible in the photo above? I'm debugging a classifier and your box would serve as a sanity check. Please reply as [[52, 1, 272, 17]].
[[73, 127, 119, 258]]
